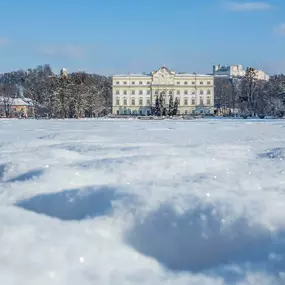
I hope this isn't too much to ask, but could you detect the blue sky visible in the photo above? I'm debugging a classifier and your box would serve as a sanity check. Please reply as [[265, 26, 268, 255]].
[[0, 0, 284, 75]]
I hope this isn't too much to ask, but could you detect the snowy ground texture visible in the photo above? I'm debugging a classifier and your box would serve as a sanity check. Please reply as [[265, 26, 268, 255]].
[[1, 118, 285, 285]]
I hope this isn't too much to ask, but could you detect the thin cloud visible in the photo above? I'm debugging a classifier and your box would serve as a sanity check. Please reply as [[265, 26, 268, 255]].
[[273, 23, 285, 36], [0, 37, 9, 46], [227, 1, 273, 11], [38, 44, 85, 58]]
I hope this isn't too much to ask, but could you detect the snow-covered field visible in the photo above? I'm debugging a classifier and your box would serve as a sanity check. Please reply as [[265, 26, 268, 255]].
[[1, 118, 285, 285]]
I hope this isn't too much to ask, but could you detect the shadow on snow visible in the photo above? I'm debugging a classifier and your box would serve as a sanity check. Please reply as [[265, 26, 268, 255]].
[[125, 203, 285, 281], [16, 186, 133, 221], [258, 148, 285, 160], [6, 169, 44, 183], [0, 164, 6, 181]]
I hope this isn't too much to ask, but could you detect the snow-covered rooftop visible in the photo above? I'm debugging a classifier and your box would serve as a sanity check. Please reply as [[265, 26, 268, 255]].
[[113, 73, 213, 78], [0, 96, 33, 106], [175, 73, 213, 77], [113, 74, 152, 77]]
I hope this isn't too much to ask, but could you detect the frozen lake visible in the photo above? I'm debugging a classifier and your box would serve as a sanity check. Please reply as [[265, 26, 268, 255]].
[[0, 118, 285, 285]]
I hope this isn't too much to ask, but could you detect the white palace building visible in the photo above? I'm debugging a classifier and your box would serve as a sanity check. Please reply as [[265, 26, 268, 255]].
[[112, 67, 214, 116]]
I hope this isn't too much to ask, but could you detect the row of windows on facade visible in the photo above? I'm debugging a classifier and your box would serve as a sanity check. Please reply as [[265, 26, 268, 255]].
[[115, 90, 212, 95], [117, 109, 211, 115], [115, 81, 212, 85], [116, 97, 211, 106]]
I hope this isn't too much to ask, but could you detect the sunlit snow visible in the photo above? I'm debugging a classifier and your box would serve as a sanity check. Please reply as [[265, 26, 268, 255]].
[[0, 118, 285, 285]]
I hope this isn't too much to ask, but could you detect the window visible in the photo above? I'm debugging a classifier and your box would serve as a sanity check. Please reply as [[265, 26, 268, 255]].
[[200, 90, 204, 95], [184, 90, 188, 95], [207, 81, 211, 85], [132, 99, 135, 106], [116, 98, 120, 105], [207, 97, 211, 105], [139, 90, 143, 95], [147, 98, 150, 105], [177, 81, 180, 85], [200, 97, 203, 105], [147, 90, 151, 95], [124, 99, 127, 105], [207, 90, 211, 95], [184, 81, 188, 85], [176, 90, 180, 95], [124, 81, 127, 85], [131, 90, 135, 95], [117, 110, 120, 115], [139, 110, 143, 115], [169, 91, 173, 95], [116, 90, 120, 95], [192, 91, 195, 95], [192, 98, 195, 105], [147, 81, 150, 84], [116, 81, 120, 85], [139, 98, 143, 105], [192, 110, 195, 114], [200, 81, 203, 85], [123, 90, 127, 95], [184, 110, 188, 114], [139, 81, 143, 85], [192, 81, 195, 85], [132, 81, 135, 85], [184, 98, 188, 105]]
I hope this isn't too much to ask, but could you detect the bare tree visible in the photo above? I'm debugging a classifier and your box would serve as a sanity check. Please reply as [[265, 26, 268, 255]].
[[239, 67, 259, 116], [0, 84, 17, 117], [214, 77, 238, 116]]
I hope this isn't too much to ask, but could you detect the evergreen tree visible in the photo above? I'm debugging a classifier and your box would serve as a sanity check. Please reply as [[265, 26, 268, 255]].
[[154, 96, 160, 116], [168, 94, 174, 116], [173, 97, 179, 115], [159, 93, 164, 115]]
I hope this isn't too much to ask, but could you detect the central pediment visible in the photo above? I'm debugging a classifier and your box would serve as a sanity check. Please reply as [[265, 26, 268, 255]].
[[152, 67, 175, 85]]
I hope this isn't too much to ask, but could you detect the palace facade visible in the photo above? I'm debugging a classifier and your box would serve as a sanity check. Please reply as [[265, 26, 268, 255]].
[[112, 67, 214, 115]]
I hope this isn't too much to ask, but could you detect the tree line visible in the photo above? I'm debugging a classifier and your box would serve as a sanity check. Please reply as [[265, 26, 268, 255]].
[[215, 67, 285, 118], [0, 64, 112, 118], [1, 65, 285, 119]]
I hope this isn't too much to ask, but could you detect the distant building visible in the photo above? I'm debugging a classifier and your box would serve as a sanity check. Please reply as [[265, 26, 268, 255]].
[[112, 66, 215, 116], [213, 65, 245, 78], [213, 64, 269, 81], [255, 70, 270, 81], [0, 96, 34, 118], [60, 68, 68, 78]]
